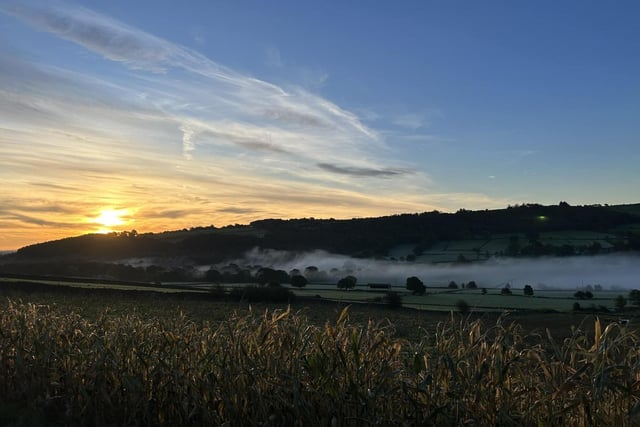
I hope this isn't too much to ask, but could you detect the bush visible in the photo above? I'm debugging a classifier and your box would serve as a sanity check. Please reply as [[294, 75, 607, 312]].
[[456, 299, 470, 315], [615, 295, 627, 311], [229, 285, 294, 302], [209, 284, 226, 299], [383, 291, 402, 309]]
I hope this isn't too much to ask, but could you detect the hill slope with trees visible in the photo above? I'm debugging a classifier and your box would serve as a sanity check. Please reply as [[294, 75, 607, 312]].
[[2, 203, 639, 270]]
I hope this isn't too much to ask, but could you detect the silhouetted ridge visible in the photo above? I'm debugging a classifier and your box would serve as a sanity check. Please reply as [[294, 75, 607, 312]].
[[2, 203, 639, 264]]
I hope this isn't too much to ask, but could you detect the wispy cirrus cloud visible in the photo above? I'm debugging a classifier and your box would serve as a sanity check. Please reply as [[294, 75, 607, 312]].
[[317, 163, 412, 178], [1, 1, 375, 144], [0, 0, 389, 177], [0, 1, 511, 249]]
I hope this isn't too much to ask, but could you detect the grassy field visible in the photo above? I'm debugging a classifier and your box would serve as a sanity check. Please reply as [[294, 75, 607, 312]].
[[288, 283, 624, 314], [1, 281, 640, 426], [390, 229, 624, 262], [2, 275, 628, 314], [0, 276, 205, 294]]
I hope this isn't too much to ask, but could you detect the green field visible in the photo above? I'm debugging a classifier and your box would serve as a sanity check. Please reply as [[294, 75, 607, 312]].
[[0, 276, 205, 294], [291, 284, 622, 313], [2, 275, 627, 314], [390, 229, 625, 263]]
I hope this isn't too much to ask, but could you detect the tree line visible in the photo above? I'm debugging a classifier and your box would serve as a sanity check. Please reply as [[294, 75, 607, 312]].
[[3, 203, 639, 264]]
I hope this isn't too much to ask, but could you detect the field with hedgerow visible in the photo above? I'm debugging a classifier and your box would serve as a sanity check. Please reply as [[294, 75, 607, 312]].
[[1, 282, 640, 426]]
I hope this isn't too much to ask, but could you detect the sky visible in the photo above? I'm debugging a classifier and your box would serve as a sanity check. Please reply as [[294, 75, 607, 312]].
[[1, 0, 639, 250]]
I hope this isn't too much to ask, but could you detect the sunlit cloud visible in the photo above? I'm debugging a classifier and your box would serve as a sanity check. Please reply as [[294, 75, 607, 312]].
[[0, 1, 512, 249]]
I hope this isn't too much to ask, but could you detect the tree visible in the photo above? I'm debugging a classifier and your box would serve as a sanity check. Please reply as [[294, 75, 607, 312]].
[[256, 267, 289, 286], [304, 266, 319, 275], [466, 281, 477, 289], [523, 285, 534, 296], [574, 291, 586, 300], [337, 275, 357, 290], [615, 295, 627, 312], [290, 275, 308, 288], [506, 235, 520, 256], [481, 288, 487, 295], [448, 281, 458, 289], [406, 276, 426, 295], [289, 268, 301, 277], [629, 289, 640, 306], [501, 285, 512, 295]]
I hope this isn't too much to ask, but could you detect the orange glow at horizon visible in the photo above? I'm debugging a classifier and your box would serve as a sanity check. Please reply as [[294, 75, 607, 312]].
[[92, 208, 131, 233]]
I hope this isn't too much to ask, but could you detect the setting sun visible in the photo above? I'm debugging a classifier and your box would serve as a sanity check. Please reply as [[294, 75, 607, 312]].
[[96, 209, 125, 227], [93, 209, 131, 233]]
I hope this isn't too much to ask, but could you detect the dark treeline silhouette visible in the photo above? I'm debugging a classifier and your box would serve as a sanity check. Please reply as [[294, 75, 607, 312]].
[[2, 203, 639, 269], [250, 203, 640, 257]]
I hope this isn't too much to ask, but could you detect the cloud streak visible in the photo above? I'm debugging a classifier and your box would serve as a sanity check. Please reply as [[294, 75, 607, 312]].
[[317, 163, 412, 178], [0, 1, 513, 249]]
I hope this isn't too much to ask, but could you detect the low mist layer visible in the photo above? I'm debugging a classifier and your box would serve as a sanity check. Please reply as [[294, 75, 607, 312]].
[[234, 249, 640, 289]]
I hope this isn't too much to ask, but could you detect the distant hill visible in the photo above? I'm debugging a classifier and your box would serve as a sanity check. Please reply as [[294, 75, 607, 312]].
[[2, 203, 639, 266]]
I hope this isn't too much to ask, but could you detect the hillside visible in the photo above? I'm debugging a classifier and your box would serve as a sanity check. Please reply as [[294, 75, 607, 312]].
[[1, 203, 639, 265]]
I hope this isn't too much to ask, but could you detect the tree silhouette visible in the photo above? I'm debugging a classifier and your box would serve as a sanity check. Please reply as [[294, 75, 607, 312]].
[[615, 295, 627, 311], [290, 275, 308, 288], [629, 289, 640, 306], [337, 275, 357, 290], [406, 276, 426, 295]]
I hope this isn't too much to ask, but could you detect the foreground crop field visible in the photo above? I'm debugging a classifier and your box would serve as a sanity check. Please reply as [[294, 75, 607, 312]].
[[1, 285, 640, 426]]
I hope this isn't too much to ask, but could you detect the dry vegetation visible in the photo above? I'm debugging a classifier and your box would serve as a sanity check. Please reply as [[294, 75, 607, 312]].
[[1, 294, 640, 426]]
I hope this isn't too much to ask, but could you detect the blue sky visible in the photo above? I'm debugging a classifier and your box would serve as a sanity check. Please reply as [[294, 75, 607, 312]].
[[1, 0, 639, 249]]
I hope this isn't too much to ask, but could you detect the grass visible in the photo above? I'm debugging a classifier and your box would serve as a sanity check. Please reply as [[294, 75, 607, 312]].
[[402, 288, 619, 312], [1, 274, 625, 315], [0, 276, 205, 294], [1, 291, 640, 426], [293, 285, 620, 313], [391, 229, 627, 262]]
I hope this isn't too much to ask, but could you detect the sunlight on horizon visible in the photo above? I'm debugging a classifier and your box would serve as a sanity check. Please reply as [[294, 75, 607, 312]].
[[91, 208, 132, 234]]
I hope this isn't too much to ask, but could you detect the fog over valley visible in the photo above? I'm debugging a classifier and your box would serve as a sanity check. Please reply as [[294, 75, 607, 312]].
[[227, 249, 640, 290]]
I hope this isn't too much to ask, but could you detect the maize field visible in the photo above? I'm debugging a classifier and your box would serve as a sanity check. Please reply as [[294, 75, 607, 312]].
[[1, 298, 640, 426]]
